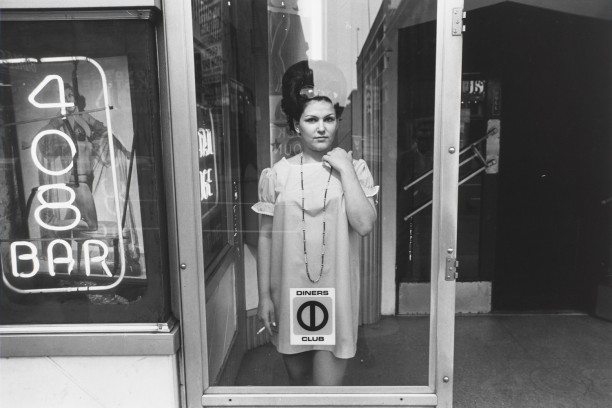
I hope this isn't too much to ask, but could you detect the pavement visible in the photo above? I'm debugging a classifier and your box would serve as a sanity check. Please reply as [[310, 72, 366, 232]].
[[236, 314, 612, 407]]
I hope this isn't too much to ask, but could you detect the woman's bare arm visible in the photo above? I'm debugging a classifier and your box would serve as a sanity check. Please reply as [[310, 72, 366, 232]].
[[256, 214, 276, 334], [323, 149, 377, 236]]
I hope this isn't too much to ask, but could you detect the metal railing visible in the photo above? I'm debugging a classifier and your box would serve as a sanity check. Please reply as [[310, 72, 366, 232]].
[[403, 130, 497, 221]]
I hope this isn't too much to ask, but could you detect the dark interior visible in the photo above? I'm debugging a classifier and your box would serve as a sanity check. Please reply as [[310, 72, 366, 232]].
[[397, 2, 612, 312]]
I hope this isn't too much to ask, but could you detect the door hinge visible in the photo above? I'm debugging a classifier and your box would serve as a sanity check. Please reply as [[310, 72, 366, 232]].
[[452, 8, 466, 36], [445, 257, 459, 281]]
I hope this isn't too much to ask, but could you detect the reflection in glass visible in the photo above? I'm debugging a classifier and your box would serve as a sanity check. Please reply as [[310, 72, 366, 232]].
[[195, 0, 438, 386]]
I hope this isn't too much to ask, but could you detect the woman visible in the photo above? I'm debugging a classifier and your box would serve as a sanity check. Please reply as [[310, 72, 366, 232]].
[[252, 60, 379, 386]]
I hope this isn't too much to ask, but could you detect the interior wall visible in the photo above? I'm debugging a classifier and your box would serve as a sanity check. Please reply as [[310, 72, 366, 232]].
[[206, 262, 237, 383]]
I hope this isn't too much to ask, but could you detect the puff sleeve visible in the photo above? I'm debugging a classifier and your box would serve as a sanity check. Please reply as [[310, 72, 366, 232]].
[[354, 159, 379, 198], [251, 168, 276, 216]]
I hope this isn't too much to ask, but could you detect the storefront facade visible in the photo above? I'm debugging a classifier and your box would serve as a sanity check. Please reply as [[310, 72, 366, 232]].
[[0, 2, 182, 406], [1, 1, 610, 407]]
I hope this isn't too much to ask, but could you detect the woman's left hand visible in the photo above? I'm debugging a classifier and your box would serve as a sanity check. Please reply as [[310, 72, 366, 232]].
[[323, 148, 354, 176]]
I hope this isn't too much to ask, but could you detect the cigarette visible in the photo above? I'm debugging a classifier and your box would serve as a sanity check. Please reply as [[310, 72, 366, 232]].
[[257, 322, 276, 335]]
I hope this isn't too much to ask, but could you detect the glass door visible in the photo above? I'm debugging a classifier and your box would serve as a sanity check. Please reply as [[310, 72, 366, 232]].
[[165, 0, 465, 406]]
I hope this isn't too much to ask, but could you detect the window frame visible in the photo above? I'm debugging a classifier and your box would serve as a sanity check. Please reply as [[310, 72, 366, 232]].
[[166, 0, 464, 406], [0, 1, 180, 358]]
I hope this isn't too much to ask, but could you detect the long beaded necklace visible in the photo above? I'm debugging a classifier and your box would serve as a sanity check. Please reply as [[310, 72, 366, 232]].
[[300, 152, 333, 283]]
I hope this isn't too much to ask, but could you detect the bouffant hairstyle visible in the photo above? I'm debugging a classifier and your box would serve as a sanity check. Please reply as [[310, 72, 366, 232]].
[[281, 60, 347, 132]]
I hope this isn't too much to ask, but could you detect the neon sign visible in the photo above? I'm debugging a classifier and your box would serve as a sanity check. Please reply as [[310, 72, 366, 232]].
[[198, 127, 214, 157], [1, 57, 125, 294], [199, 126, 216, 201], [198, 108, 218, 213]]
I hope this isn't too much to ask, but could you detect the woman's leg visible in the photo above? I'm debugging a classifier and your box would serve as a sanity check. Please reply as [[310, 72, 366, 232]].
[[282, 351, 314, 385], [312, 350, 348, 386]]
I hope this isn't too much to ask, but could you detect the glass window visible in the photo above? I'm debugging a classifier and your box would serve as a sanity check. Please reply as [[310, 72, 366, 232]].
[[193, 0, 237, 276], [0, 17, 170, 324], [193, 0, 445, 389]]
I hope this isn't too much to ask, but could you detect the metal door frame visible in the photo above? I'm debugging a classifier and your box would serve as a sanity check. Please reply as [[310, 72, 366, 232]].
[[162, 0, 464, 406]]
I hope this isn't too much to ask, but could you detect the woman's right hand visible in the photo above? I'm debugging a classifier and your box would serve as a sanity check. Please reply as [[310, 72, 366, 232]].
[[257, 296, 277, 336]]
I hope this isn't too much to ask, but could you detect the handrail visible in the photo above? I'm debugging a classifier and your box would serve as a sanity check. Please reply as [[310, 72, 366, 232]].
[[401, 128, 498, 220], [403, 132, 490, 191], [403, 159, 497, 221]]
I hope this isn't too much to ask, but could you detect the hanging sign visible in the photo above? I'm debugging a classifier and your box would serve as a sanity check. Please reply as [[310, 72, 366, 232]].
[[197, 107, 218, 213]]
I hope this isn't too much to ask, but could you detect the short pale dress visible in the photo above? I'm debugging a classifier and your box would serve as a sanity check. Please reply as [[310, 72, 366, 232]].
[[252, 157, 379, 359]]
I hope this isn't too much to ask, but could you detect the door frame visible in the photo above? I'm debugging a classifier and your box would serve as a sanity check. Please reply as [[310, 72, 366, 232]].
[[163, 0, 464, 406]]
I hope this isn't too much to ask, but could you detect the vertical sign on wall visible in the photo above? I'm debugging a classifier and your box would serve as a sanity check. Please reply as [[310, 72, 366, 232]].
[[198, 107, 218, 209]]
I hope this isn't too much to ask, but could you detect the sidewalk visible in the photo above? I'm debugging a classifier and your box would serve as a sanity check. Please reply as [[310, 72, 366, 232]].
[[236, 315, 612, 407]]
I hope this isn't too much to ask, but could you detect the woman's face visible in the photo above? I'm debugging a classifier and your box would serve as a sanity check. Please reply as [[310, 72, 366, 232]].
[[295, 99, 338, 155]]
